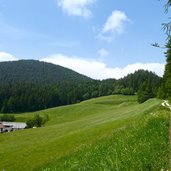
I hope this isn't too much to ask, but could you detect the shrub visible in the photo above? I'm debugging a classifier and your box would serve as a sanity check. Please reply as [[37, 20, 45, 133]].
[[26, 119, 35, 128], [0, 114, 16, 122], [34, 114, 43, 127], [26, 114, 49, 128]]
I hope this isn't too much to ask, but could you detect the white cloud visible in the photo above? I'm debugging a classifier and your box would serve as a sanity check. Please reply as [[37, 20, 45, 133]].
[[103, 10, 128, 34], [99, 10, 129, 42], [98, 48, 110, 58], [41, 54, 164, 80], [0, 52, 17, 61], [57, 0, 96, 18]]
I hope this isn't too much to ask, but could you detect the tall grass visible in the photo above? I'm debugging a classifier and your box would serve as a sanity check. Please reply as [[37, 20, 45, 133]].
[[0, 96, 168, 170], [41, 108, 169, 171]]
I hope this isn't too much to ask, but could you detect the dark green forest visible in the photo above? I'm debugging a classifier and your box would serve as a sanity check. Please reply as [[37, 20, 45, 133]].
[[0, 60, 161, 113]]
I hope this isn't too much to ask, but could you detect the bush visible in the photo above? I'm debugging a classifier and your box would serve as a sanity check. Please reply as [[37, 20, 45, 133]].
[[121, 88, 134, 95], [26, 114, 49, 128], [0, 114, 16, 122], [26, 119, 35, 128], [34, 114, 43, 127]]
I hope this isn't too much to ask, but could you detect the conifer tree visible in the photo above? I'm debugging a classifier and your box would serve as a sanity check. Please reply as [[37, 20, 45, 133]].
[[160, 37, 171, 100]]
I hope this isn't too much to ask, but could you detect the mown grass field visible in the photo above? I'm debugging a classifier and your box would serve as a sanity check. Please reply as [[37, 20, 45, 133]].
[[0, 95, 169, 171]]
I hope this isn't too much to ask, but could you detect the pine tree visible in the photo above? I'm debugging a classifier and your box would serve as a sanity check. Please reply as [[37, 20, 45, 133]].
[[137, 81, 154, 103], [159, 37, 171, 101]]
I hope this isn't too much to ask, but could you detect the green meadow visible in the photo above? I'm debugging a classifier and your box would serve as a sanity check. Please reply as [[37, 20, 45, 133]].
[[0, 95, 169, 171]]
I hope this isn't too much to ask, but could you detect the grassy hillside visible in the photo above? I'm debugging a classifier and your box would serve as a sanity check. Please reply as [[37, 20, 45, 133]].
[[44, 109, 169, 171], [0, 95, 169, 170]]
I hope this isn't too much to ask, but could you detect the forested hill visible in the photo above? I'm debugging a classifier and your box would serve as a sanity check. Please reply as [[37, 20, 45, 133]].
[[0, 60, 161, 113], [0, 60, 96, 113], [0, 60, 92, 85], [119, 70, 161, 92]]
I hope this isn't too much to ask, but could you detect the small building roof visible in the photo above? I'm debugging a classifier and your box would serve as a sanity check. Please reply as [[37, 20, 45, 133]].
[[2, 122, 26, 129], [13, 123, 27, 129]]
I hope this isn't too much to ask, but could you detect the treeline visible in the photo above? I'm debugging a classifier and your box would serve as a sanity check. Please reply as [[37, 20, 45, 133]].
[[0, 81, 99, 113], [0, 61, 161, 113]]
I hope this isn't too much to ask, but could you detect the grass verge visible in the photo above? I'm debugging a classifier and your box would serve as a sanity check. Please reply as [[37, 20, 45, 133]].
[[41, 107, 170, 171]]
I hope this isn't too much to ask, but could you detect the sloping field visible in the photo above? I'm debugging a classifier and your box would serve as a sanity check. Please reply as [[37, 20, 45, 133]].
[[0, 95, 168, 170]]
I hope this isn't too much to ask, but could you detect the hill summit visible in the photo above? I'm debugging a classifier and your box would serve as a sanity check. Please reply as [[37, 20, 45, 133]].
[[0, 60, 92, 85]]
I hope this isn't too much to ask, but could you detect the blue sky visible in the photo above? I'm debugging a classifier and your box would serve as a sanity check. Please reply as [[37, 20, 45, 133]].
[[0, 0, 169, 79]]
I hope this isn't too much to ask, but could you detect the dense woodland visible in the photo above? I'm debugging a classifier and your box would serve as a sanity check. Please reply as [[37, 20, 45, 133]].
[[0, 60, 161, 113]]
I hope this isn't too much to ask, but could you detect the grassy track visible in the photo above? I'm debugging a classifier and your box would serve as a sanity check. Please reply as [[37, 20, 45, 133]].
[[0, 95, 168, 170]]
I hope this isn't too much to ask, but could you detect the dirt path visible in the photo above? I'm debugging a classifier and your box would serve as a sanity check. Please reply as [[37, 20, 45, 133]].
[[162, 100, 171, 110], [162, 100, 171, 170]]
